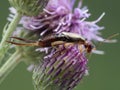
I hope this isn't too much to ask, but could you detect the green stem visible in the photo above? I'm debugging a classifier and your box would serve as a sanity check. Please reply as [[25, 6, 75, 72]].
[[0, 13, 22, 62], [0, 50, 22, 84]]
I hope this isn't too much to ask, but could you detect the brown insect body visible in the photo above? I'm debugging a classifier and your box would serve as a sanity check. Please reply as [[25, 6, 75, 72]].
[[7, 32, 95, 53]]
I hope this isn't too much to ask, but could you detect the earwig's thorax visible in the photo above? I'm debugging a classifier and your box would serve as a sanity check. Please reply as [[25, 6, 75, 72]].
[[62, 32, 86, 40], [60, 32, 86, 43]]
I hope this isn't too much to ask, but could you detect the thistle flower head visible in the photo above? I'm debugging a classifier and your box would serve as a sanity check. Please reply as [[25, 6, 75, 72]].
[[8, 0, 49, 16], [33, 46, 88, 90], [20, 0, 106, 42], [10, 0, 116, 90]]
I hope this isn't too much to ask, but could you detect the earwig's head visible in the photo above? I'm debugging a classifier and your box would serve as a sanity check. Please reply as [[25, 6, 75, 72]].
[[84, 41, 96, 53]]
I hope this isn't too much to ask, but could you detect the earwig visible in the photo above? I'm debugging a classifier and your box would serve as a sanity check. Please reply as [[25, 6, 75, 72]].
[[7, 32, 95, 53]]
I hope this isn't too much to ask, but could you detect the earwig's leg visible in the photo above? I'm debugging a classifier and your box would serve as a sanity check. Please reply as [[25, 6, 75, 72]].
[[51, 41, 65, 47], [78, 45, 85, 53], [87, 47, 97, 59], [52, 42, 74, 49], [64, 43, 74, 48], [79, 45, 83, 53], [51, 41, 65, 49]]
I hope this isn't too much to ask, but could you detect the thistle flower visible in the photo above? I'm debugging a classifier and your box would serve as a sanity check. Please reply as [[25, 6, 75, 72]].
[[33, 46, 88, 90], [1, 0, 116, 89], [28, 0, 114, 90], [20, 0, 107, 42]]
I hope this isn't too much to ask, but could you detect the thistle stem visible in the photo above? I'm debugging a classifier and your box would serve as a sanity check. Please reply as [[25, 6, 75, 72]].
[[0, 50, 22, 84], [0, 13, 22, 62]]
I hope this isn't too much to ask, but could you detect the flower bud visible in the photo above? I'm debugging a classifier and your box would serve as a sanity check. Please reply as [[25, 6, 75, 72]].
[[8, 0, 49, 16]]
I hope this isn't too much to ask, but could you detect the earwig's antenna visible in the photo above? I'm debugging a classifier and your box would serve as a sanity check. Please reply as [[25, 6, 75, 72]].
[[96, 33, 119, 49], [90, 33, 119, 57], [107, 33, 119, 39]]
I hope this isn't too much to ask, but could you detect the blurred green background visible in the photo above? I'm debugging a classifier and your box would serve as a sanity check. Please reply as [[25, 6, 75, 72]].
[[0, 0, 119, 90]]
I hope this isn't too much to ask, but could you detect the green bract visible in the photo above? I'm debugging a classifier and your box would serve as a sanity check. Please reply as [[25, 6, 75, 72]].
[[8, 0, 49, 16]]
